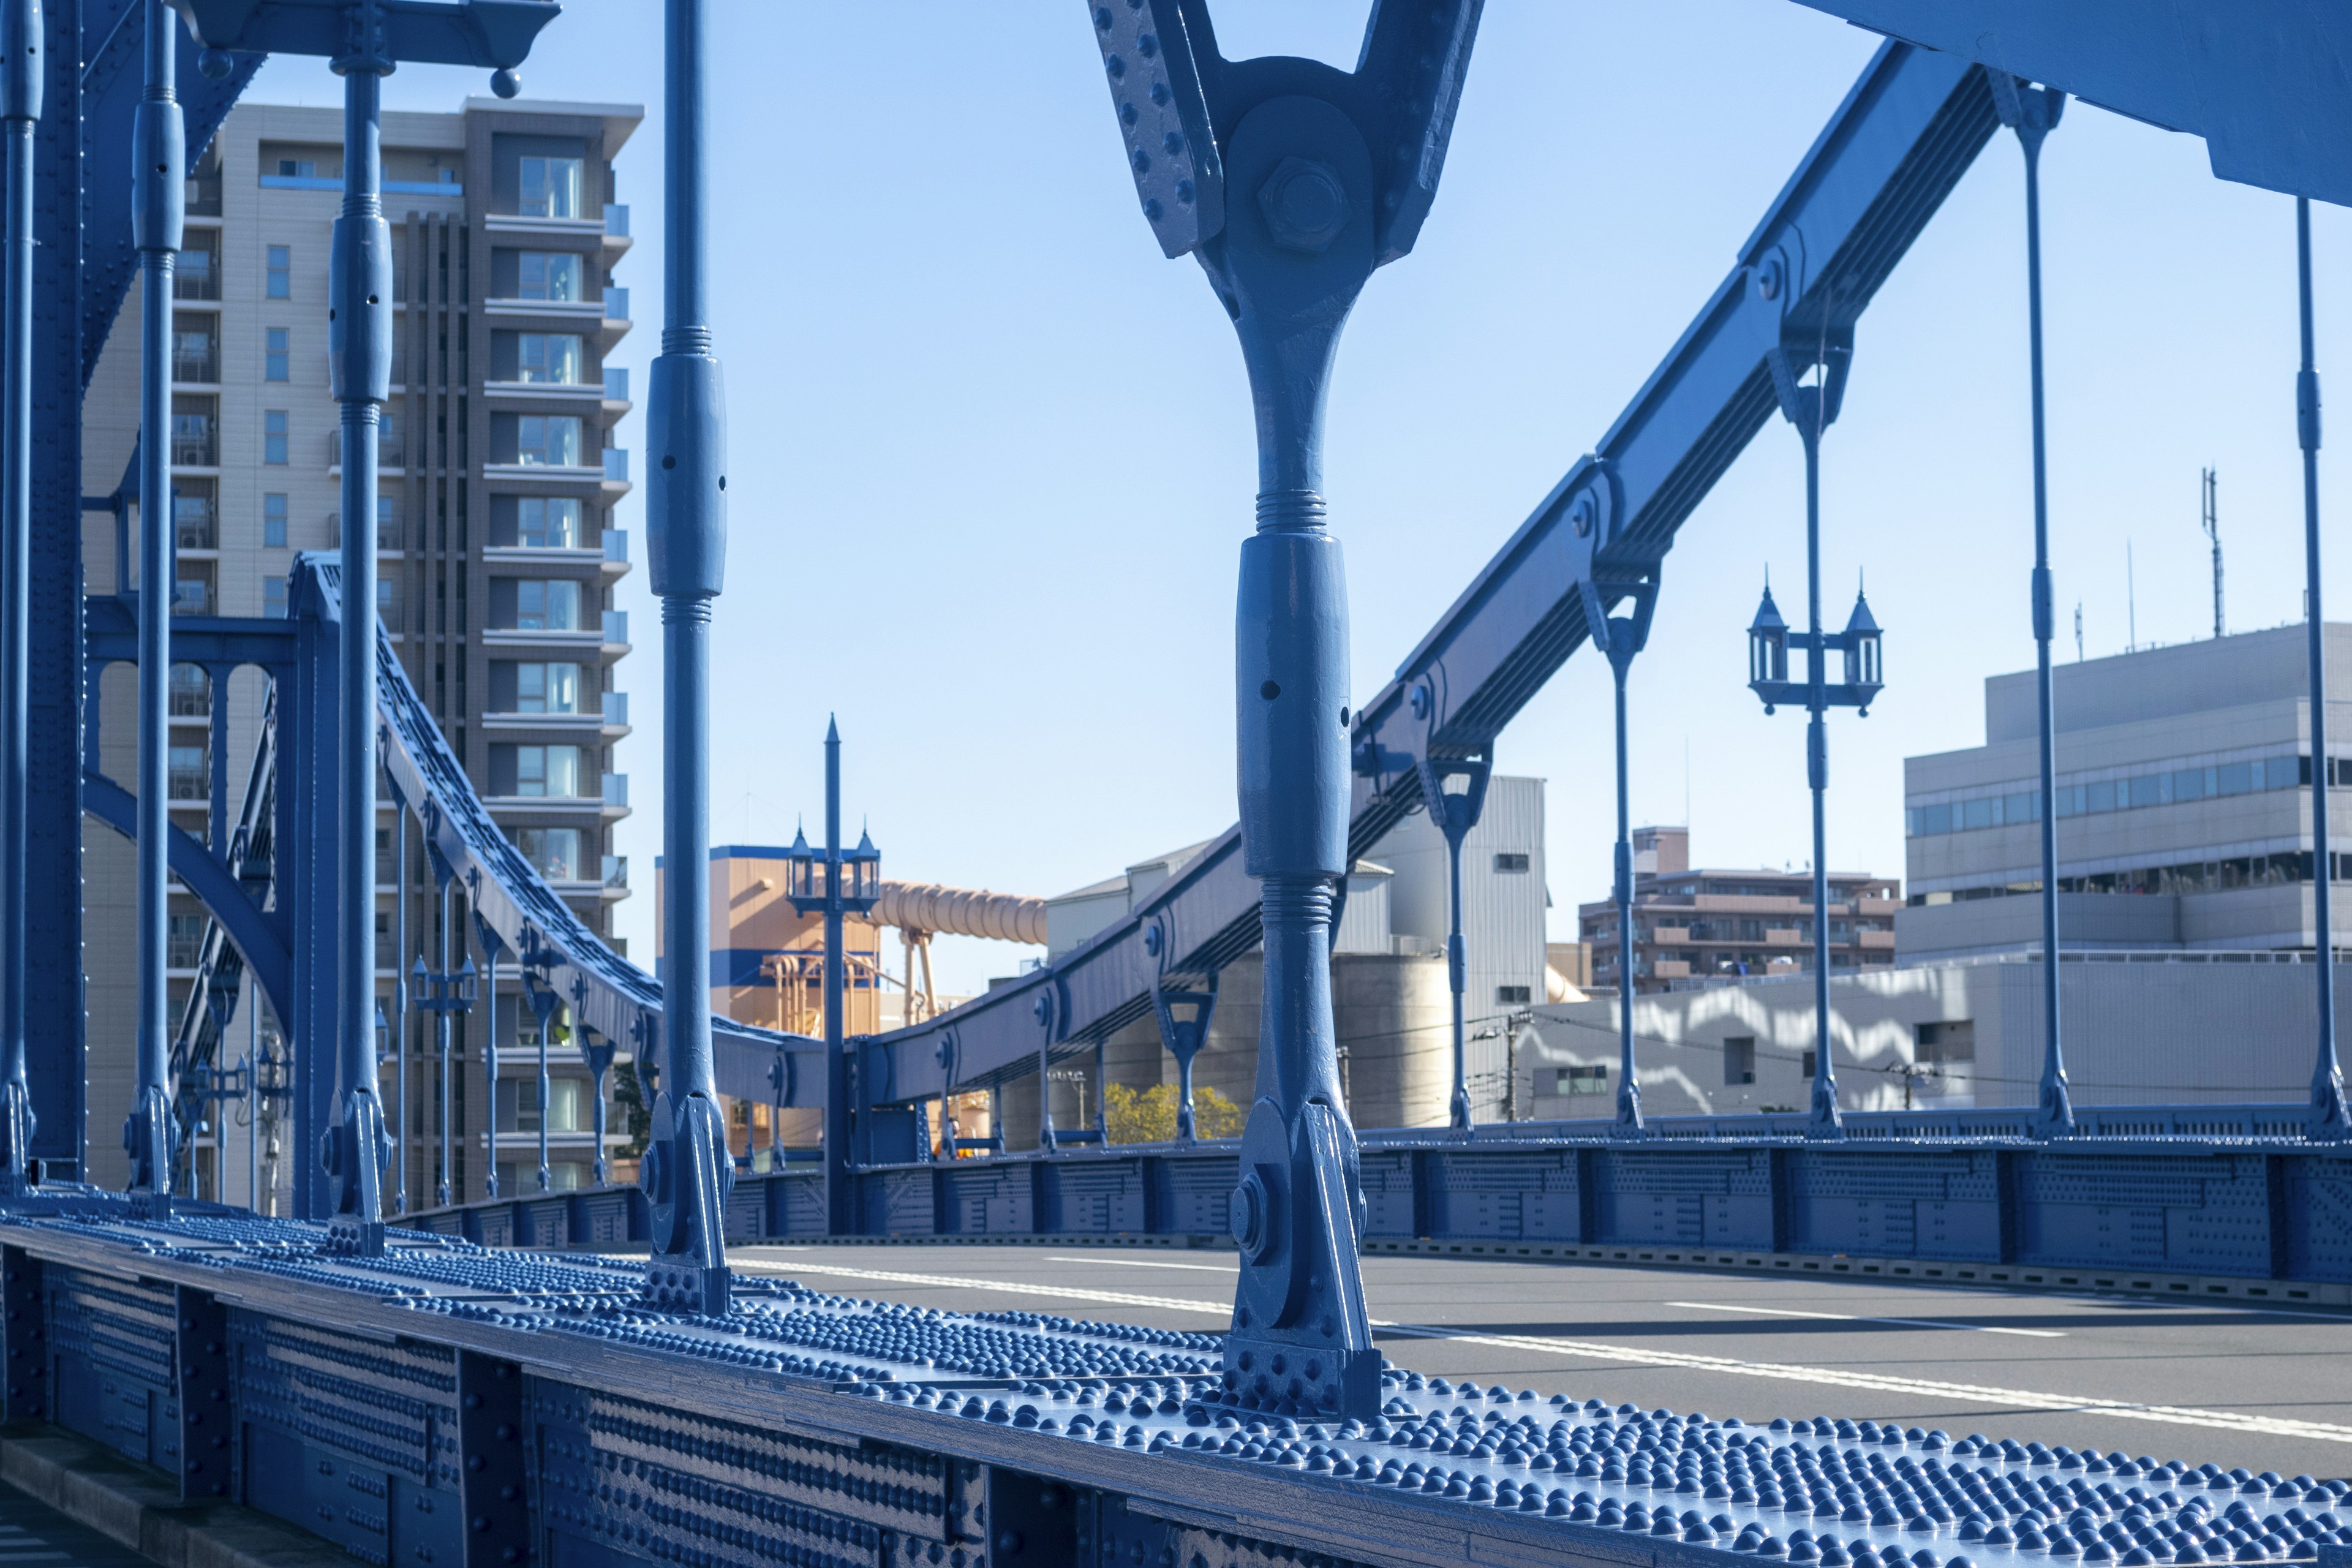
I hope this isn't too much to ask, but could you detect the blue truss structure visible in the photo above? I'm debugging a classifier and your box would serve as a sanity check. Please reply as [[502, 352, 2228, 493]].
[[9, 2, 2352, 1561]]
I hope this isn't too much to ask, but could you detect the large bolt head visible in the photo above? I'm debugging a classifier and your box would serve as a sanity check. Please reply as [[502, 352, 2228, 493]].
[[1231, 1168, 1274, 1261], [1257, 157, 1349, 254]]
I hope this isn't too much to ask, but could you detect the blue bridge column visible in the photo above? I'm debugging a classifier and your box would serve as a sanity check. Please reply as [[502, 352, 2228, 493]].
[[0, 0, 40, 1194], [1086, 1, 1486, 1422], [640, 0, 733, 1314], [125, 0, 184, 1215]]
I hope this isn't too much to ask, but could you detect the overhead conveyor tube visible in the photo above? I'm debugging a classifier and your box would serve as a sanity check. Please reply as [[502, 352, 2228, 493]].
[[869, 882, 1046, 946]]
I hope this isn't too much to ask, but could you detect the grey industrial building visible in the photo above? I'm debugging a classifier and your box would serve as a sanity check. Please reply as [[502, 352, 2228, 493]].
[[998, 775, 1553, 1138], [80, 97, 643, 1201], [1899, 623, 2352, 960]]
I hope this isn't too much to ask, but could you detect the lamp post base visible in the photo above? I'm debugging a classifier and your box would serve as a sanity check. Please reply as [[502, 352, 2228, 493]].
[[646, 1259, 731, 1317]]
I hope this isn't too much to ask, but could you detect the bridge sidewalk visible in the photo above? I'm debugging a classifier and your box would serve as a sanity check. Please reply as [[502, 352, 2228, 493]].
[[0, 1420, 345, 1567]]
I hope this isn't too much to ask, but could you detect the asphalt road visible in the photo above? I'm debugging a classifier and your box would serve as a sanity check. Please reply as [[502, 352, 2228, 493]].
[[726, 1242, 2352, 1483]]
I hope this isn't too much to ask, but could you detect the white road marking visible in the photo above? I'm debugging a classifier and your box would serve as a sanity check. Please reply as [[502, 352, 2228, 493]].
[[733, 1259, 2352, 1446], [1046, 1255, 1238, 1274], [1666, 1300, 2065, 1338]]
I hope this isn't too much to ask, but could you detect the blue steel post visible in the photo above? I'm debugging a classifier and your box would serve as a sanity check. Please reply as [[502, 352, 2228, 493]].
[[1088, 1, 1486, 1421], [1579, 554, 1659, 1137], [2300, 198, 2350, 1138], [532, 976, 549, 1192], [1801, 420, 1836, 1137], [640, 0, 733, 1313], [390, 794, 407, 1210], [125, 0, 184, 1215], [824, 722, 846, 1219], [0, 0, 36, 1193], [1991, 75, 2073, 1136], [321, 4, 393, 1252], [474, 911, 500, 1199]]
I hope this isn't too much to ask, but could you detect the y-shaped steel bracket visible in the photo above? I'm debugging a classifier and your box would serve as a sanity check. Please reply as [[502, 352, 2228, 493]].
[[1089, 0, 1484, 1422], [1144, 916, 1219, 1141], [1031, 978, 1067, 1152], [1412, 736, 1491, 1136]]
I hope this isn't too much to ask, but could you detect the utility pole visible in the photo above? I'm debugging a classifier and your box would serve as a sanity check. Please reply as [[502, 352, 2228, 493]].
[[2201, 467, 2223, 639]]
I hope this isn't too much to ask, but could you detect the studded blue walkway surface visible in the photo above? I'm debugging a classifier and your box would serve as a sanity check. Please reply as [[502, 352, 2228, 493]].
[[2, 1190, 2345, 1567]]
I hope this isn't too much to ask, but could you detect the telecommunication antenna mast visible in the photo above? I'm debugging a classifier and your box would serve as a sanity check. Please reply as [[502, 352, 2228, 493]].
[[2201, 467, 2223, 638]]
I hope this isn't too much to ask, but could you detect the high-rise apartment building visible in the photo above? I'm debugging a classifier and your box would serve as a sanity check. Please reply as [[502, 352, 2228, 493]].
[[80, 97, 643, 1203]]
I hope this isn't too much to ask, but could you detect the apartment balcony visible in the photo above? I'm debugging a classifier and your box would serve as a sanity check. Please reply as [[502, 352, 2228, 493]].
[[601, 774, 628, 811], [173, 260, 221, 301], [1860, 929, 1896, 949], [601, 448, 628, 484], [601, 529, 628, 565], [172, 349, 219, 385], [327, 428, 404, 470], [602, 367, 629, 407], [170, 432, 217, 468], [173, 503, 216, 551], [602, 854, 628, 891], [603, 692, 628, 729], [603, 287, 628, 322], [604, 204, 630, 239], [601, 609, 628, 649]]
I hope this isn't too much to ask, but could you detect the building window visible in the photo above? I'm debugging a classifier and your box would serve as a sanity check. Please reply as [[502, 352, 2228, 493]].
[[512, 826, 583, 880], [518, 333, 584, 385], [514, 579, 582, 631], [167, 913, 205, 969], [266, 244, 290, 300], [265, 326, 290, 382], [263, 576, 287, 617], [263, 409, 288, 465], [1496, 984, 1531, 1005], [518, 251, 582, 302], [1493, 852, 1531, 873], [1801, 1050, 1817, 1079], [170, 396, 216, 466], [168, 742, 207, 799], [518, 496, 581, 548], [1725, 1036, 1756, 1086], [377, 577, 402, 631], [377, 491, 401, 551], [516, 662, 581, 714], [519, 155, 584, 219], [276, 158, 315, 179], [263, 492, 287, 547], [1554, 1065, 1607, 1096], [516, 415, 582, 467], [515, 744, 582, 798]]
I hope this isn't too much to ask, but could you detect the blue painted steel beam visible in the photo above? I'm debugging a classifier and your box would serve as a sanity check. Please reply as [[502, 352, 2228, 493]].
[[869, 42, 2001, 1110], [1790, 0, 2352, 207], [0, 0, 39, 1197], [80, 770, 290, 1025]]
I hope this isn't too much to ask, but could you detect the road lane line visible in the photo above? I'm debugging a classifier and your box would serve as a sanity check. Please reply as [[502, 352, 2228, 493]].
[[729, 1258, 2352, 1446], [1666, 1300, 2065, 1338], [1045, 1255, 1238, 1274]]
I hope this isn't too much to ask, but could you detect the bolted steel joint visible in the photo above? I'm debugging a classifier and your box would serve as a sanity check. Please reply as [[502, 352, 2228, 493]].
[[1256, 157, 1349, 255]]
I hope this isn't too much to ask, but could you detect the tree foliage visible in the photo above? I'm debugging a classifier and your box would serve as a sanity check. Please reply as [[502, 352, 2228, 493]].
[[1103, 1082, 1244, 1144]]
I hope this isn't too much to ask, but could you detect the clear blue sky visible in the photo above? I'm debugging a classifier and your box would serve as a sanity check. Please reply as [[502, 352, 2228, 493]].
[[250, 4, 2352, 998]]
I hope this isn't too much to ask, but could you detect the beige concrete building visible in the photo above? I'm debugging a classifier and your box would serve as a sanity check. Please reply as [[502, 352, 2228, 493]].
[[80, 97, 643, 1204]]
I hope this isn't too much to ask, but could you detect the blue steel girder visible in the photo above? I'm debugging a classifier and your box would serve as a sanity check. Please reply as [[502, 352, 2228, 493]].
[[867, 41, 1998, 1109], [1793, 0, 2352, 208], [81, 769, 290, 1027], [292, 557, 820, 1106]]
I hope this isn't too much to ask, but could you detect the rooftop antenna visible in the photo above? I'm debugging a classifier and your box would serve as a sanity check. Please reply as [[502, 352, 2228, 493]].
[[2201, 466, 2223, 638], [2073, 601, 2083, 662], [2127, 539, 2138, 652]]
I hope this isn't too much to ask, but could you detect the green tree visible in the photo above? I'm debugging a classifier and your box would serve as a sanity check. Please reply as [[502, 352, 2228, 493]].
[[1104, 1082, 1244, 1143]]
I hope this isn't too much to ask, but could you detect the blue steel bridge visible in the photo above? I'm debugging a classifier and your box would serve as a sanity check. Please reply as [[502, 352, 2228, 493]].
[[0, 2, 2350, 1567]]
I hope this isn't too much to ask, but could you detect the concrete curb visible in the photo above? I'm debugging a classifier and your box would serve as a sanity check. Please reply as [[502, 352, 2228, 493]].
[[0, 1420, 344, 1567]]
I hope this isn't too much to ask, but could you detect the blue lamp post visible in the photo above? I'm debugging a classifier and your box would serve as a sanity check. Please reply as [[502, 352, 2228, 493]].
[[0, 0, 39, 1196], [785, 720, 880, 1234], [168, 0, 556, 1252], [1746, 322, 1883, 1137]]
